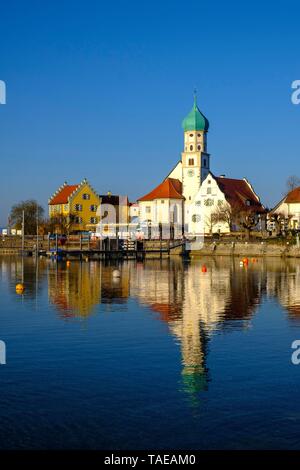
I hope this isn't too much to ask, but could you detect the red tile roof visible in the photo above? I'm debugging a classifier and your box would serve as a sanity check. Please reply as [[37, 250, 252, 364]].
[[285, 187, 300, 203], [49, 185, 79, 205], [215, 176, 264, 211], [138, 178, 183, 202]]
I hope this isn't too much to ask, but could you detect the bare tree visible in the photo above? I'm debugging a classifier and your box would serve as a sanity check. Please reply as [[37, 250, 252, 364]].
[[10, 200, 44, 235], [44, 214, 76, 235], [286, 175, 300, 193]]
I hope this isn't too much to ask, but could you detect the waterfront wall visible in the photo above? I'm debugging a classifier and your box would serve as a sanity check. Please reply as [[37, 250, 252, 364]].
[[188, 241, 300, 258]]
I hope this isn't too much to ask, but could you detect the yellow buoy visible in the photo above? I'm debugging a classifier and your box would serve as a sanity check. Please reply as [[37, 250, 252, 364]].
[[16, 283, 25, 294]]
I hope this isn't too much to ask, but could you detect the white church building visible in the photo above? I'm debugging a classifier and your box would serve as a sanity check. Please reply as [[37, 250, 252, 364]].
[[138, 95, 264, 237]]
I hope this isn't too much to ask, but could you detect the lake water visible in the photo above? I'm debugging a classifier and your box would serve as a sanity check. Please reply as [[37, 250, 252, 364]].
[[0, 255, 300, 449]]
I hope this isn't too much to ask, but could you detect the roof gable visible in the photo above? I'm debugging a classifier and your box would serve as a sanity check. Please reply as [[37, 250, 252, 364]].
[[138, 178, 184, 202], [49, 184, 79, 205], [214, 176, 264, 211], [285, 187, 300, 203]]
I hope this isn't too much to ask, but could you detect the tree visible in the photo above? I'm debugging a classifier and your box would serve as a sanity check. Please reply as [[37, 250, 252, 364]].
[[44, 214, 77, 235], [286, 175, 300, 193], [9, 200, 44, 235]]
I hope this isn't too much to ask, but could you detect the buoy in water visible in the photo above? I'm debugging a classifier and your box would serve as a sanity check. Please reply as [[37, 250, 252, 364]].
[[201, 265, 207, 273], [112, 269, 121, 278], [16, 283, 25, 294]]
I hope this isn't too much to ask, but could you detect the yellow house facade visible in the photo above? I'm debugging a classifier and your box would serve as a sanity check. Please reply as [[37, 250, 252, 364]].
[[48, 178, 101, 233]]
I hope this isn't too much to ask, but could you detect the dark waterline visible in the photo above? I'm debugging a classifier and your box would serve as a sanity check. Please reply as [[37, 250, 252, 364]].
[[0, 255, 300, 449]]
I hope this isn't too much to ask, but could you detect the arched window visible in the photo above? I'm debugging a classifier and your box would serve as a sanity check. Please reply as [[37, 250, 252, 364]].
[[190, 145, 193, 151]]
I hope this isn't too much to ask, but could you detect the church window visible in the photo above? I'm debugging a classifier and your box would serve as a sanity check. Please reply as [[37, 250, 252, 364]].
[[197, 145, 201, 151], [192, 214, 201, 223], [204, 198, 214, 206], [190, 145, 193, 151], [197, 133, 201, 137], [208, 180, 211, 184], [188, 158, 194, 166], [207, 188, 211, 194], [189, 134, 193, 137]]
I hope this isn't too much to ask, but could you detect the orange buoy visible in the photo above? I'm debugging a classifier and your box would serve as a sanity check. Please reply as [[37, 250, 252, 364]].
[[16, 283, 25, 294], [202, 265, 207, 273], [243, 257, 249, 264]]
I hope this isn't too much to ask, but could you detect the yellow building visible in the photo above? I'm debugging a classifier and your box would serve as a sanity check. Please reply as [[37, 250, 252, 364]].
[[48, 178, 101, 233]]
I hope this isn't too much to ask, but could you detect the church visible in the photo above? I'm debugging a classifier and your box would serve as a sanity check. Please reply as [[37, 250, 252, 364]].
[[138, 95, 264, 236]]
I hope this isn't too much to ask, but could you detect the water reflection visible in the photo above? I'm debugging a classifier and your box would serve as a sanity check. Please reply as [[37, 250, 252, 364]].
[[2, 256, 300, 399]]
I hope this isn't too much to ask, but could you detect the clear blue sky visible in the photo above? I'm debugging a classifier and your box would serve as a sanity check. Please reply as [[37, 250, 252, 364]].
[[0, 0, 299, 225]]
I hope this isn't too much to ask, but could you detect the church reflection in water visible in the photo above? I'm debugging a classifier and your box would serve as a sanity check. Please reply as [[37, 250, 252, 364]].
[[44, 257, 288, 398], [5, 255, 300, 398]]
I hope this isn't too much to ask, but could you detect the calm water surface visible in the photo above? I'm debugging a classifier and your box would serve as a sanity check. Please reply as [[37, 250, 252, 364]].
[[0, 255, 300, 449]]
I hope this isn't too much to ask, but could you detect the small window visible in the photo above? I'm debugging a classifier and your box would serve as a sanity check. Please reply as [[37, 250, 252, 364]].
[[195, 201, 201, 206], [188, 158, 194, 166], [207, 187, 211, 194], [161, 200, 165, 204], [208, 180, 211, 184], [190, 145, 193, 151], [74, 204, 82, 211], [146, 206, 151, 213], [75, 216, 83, 224], [90, 204, 97, 212], [197, 145, 201, 151], [190, 133, 193, 137], [246, 200, 251, 206], [90, 217, 97, 224], [192, 214, 201, 223], [203, 158, 207, 167], [197, 133, 201, 137], [82, 193, 90, 200]]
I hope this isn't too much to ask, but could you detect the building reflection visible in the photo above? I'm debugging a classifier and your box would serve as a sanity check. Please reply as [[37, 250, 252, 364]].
[[6, 254, 300, 399], [47, 261, 131, 318], [130, 258, 266, 399], [265, 258, 300, 321]]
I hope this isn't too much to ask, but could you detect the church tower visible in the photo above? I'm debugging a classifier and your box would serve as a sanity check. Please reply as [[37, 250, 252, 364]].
[[181, 93, 210, 203]]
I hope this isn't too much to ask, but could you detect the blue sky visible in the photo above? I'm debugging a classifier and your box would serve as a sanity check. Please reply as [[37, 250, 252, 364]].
[[0, 0, 299, 225]]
